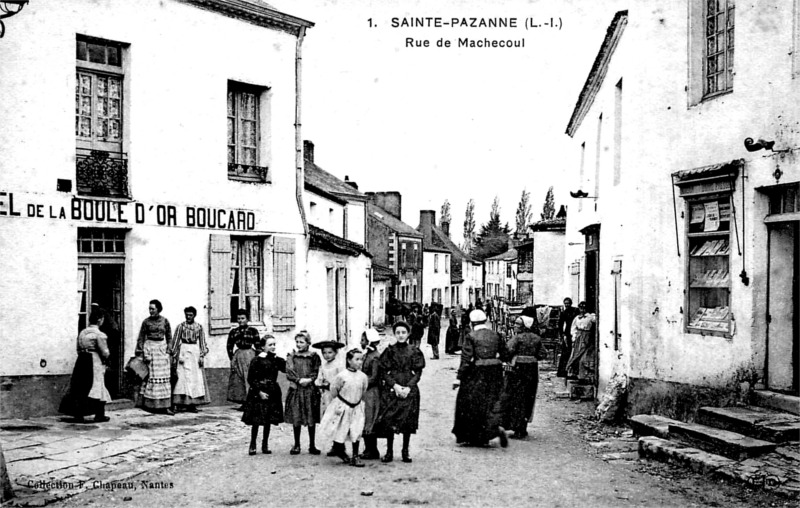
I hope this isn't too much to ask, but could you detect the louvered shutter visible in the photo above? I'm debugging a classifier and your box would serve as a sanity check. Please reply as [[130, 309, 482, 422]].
[[273, 236, 296, 328], [209, 234, 232, 334]]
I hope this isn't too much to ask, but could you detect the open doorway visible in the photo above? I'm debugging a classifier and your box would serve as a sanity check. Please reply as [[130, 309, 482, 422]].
[[78, 229, 126, 399]]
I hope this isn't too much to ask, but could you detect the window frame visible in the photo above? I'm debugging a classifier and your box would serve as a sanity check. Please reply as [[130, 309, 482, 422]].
[[702, 0, 735, 99], [229, 237, 264, 325], [434, 253, 439, 273], [76, 36, 126, 155], [227, 80, 270, 183]]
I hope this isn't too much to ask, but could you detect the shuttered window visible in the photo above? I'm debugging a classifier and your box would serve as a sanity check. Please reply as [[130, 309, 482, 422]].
[[273, 236, 296, 328], [209, 235, 268, 333]]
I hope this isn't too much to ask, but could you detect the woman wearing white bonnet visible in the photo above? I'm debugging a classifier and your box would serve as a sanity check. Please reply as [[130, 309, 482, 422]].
[[499, 311, 547, 438]]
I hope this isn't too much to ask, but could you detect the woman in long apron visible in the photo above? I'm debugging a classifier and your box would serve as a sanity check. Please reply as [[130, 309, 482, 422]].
[[59, 308, 112, 423], [170, 306, 210, 412], [136, 299, 174, 415]]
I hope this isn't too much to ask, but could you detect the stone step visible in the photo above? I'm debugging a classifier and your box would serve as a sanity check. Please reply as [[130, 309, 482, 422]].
[[697, 405, 800, 443], [628, 414, 681, 439], [569, 384, 595, 400], [668, 421, 777, 461], [752, 390, 800, 416], [638, 436, 735, 474], [107, 398, 135, 412]]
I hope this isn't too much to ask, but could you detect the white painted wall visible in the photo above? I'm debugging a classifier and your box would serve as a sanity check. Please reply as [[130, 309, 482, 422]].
[[532, 230, 566, 304], [564, 2, 800, 394], [422, 251, 451, 305], [0, 0, 309, 373], [305, 190, 345, 237]]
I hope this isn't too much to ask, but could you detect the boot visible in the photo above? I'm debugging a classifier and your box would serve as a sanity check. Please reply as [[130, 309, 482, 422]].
[[350, 442, 365, 467]]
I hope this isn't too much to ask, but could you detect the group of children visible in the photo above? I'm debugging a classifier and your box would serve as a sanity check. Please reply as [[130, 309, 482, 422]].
[[241, 328, 394, 468]]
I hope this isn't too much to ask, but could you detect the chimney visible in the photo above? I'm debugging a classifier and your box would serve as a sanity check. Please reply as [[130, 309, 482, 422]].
[[419, 210, 436, 229], [303, 140, 314, 163], [366, 191, 402, 220], [556, 204, 567, 219], [344, 175, 359, 190], [442, 219, 450, 238]]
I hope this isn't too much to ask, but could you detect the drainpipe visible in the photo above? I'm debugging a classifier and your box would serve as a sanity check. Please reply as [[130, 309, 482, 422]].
[[295, 26, 308, 237]]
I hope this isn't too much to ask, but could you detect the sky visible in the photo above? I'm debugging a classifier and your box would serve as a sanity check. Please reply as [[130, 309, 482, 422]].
[[269, 0, 629, 246]]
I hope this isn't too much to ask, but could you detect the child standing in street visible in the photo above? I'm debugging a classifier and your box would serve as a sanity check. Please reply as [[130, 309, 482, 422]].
[[313, 340, 344, 456], [319, 348, 369, 467], [242, 335, 285, 455], [285, 331, 322, 455]]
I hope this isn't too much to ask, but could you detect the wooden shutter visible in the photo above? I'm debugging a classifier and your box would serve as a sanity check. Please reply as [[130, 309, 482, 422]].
[[273, 236, 296, 328], [209, 234, 232, 333]]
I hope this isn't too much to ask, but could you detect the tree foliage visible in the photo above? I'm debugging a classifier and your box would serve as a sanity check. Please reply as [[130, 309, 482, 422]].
[[515, 189, 532, 234], [462, 199, 475, 253], [440, 200, 452, 227], [473, 196, 511, 260], [541, 186, 555, 221]]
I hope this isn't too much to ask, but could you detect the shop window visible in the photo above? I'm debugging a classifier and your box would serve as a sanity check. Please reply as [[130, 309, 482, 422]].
[[76, 35, 129, 198], [686, 196, 732, 335], [77, 228, 126, 254], [228, 81, 270, 182]]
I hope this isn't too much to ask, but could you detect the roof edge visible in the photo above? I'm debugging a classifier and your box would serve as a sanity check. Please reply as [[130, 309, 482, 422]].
[[566, 10, 628, 137], [178, 0, 314, 35]]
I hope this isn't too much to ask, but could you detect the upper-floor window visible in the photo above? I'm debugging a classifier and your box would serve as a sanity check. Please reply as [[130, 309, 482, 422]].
[[445, 255, 449, 273], [704, 0, 734, 97], [506, 263, 512, 278], [228, 81, 270, 182], [413, 244, 419, 268], [401, 243, 407, 269], [76, 35, 129, 198], [434, 253, 439, 273]]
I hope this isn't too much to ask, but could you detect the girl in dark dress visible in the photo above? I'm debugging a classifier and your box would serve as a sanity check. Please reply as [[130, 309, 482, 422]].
[[243, 335, 285, 455], [284, 331, 322, 455], [375, 321, 425, 463]]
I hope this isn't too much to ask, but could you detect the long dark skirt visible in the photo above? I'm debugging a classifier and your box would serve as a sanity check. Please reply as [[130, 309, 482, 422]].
[[452, 366, 504, 445], [242, 381, 283, 426], [227, 348, 255, 404], [556, 341, 572, 378], [59, 353, 103, 417], [284, 385, 320, 426], [500, 364, 539, 432], [361, 386, 381, 436], [445, 327, 460, 354], [375, 387, 421, 435]]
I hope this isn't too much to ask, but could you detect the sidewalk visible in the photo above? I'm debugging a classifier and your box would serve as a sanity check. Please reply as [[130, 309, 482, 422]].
[[1, 407, 243, 507]]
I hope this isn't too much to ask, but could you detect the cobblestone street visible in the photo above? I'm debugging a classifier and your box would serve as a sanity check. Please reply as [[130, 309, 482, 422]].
[[2, 333, 795, 507]]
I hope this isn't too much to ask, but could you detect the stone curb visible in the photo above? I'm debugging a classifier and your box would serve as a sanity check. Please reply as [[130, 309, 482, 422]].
[[638, 436, 799, 499]]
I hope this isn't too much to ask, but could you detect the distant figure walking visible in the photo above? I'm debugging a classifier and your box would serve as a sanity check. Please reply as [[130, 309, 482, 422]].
[[452, 309, 508, 448], [427, 306, 441, 359], [500, 316, 546, 439]]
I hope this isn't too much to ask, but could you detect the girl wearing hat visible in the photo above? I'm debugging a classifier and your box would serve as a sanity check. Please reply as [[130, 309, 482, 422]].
[[374, 321, 426, 463], [313, 340, 344, 457], [499, 315, 547, 438]]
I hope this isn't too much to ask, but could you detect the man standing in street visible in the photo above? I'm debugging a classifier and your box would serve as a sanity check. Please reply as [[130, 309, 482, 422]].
[[556, 297, 580, 378], [427, 305, 441, 359], [451, 309, 508, 448], [226, 309, 260, 410]]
